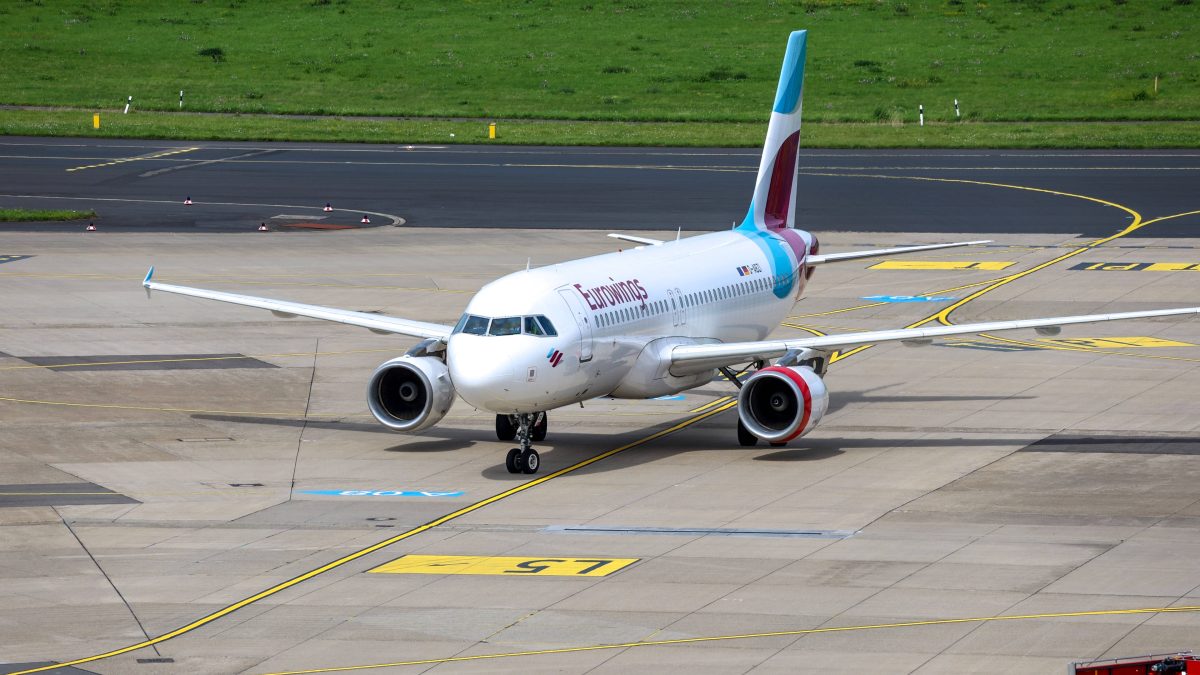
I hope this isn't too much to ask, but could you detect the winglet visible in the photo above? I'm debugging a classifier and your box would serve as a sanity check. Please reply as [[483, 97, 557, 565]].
[[143, 266, 155, 299]]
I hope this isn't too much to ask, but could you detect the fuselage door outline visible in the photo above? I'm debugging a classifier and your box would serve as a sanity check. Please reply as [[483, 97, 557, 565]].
[[557, 287, 594, 362]]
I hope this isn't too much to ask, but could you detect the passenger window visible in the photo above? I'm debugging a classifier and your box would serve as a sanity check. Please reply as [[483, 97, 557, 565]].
[[460, 314, 489, 335], [489, 317, 522, 336], [524, 316, 546, 335], [536, 315, 557, 336]]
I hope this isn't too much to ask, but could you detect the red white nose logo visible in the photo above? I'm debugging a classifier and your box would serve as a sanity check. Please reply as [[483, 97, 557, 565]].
[[546, 349, 564, 367]]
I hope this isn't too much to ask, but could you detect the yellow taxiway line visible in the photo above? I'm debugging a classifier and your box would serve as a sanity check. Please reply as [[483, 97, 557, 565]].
[[65, 147, 198, 172], [4, 400, 738, 675], [255, 604, 1200, 675]]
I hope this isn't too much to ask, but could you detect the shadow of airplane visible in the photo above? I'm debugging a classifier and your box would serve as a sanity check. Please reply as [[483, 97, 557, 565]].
[[191, 388, 1038, 477]]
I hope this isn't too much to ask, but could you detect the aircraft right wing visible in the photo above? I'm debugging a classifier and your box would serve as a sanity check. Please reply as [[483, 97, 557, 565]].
[[806, 240, 991, 265], [142, 267, 453, 340], [669, 306, 1200, 374]]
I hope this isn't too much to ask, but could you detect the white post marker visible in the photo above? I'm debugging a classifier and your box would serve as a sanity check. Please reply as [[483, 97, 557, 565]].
[[179, 90, 184, 109], [954, 98, 960, 118], [919, 104, 924, 127], [124, 95, 132, 114]]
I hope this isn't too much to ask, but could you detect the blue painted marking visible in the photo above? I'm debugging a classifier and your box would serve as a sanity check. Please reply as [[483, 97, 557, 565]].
[[862, 295, 958, 303], [652, 395, 686, 401], [299, 489, 464, 497], [737, 228, 793, 299], [771, 31, 807, 115]]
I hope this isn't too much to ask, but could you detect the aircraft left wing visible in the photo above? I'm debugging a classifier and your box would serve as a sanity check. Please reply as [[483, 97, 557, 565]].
[[142, 267, 453, 340], [608, 233, 665, 246], [669, 306, 1200, 374]]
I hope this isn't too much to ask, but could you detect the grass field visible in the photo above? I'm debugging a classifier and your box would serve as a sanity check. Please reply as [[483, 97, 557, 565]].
[[2, 1, 1198, 146], [0, 207, 96, 222]]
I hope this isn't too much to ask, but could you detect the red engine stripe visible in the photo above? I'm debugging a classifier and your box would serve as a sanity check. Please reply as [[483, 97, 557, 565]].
[[760, 366, 812, 442]]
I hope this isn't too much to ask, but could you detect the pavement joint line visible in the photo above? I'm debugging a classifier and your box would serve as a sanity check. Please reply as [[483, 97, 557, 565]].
[[138, 148, 276, 178], [3, 400, 739, 675], [64, 147, 198, 173], [252, 605, 1200, 675], [0, 272, 469, 292], [0, 193, 405, 226], [0, 348, 402, 371]]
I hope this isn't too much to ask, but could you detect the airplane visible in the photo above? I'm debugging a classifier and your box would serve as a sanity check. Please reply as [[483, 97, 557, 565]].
[[144, 30, 1200, 474]]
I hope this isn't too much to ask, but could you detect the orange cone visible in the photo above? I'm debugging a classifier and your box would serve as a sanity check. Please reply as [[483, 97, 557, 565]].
[[323, 203, 333, 212], [360, 215, 370, 224], [183, 196, 193, 205]]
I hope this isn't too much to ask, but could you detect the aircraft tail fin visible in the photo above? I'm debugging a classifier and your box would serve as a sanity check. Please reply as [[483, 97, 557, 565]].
[[738, 30, 807, 232]]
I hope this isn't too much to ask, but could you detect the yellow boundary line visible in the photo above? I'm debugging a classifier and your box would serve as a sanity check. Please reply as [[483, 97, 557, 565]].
[[5, 401, 738, 675], [256, 605, 1200, 675], [65, 147, 198, 173]]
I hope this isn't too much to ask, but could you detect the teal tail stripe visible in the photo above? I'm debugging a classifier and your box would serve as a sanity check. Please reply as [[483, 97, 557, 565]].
[[771, 30, 807, 115]]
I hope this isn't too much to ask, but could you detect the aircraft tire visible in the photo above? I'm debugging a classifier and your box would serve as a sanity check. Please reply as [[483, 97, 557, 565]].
[[737, 419, 759, 447], [531, 413, 548, 442], [506, 448, 522, 473], [521, 448, 540, 474], [496, 415, 517, 441]]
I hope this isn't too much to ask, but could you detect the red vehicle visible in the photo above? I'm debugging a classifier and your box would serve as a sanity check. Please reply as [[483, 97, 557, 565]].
[[1071, 652, 1198, 674]]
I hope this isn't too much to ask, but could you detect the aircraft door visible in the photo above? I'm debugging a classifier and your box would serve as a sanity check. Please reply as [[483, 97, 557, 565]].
[[557, 288, 594, 362], [667, 289, 678, 326], [676, 287, 687, 326]]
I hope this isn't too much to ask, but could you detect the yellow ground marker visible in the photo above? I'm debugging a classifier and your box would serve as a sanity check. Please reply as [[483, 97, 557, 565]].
[[369, 555, 638, 577], [254, 605, 1200, 675], [869, 260, 1016, 271], [1040, 336, 1195, 349], [688, 396, 733, 413]]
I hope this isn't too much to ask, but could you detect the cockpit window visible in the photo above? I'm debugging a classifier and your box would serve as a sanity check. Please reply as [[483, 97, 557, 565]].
[[488, 317, 522, 336], [535, 315, 557, 336], [454, 313, 557, 337], [453, 314, 490, 335]]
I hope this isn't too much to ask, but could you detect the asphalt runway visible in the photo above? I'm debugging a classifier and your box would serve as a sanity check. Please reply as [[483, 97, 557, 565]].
[[2, 138, 1200, 674], [1, 137, 1199, 236]]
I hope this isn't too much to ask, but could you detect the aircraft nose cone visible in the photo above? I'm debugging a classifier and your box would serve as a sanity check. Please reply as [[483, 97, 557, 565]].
[[448, 336, 517, 412]]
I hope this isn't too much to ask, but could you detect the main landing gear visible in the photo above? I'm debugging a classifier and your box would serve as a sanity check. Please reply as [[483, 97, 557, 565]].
[[498, 413, 547, 474]]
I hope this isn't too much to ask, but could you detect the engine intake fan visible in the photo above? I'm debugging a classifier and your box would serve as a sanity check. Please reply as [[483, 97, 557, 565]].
[[367, 355, 454, 432], [737, 365, 829, 443]]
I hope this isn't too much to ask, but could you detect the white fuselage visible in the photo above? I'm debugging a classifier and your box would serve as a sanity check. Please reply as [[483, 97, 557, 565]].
[[448, 227, 815, 413]]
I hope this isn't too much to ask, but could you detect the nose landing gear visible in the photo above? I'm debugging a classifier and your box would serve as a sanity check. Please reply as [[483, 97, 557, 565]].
[[502, 412, 546, 474]]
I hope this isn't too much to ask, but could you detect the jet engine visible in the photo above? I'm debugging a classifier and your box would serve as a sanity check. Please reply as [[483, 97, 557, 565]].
[[366, 356, 454, 432], [737, 365, 829, 443]]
